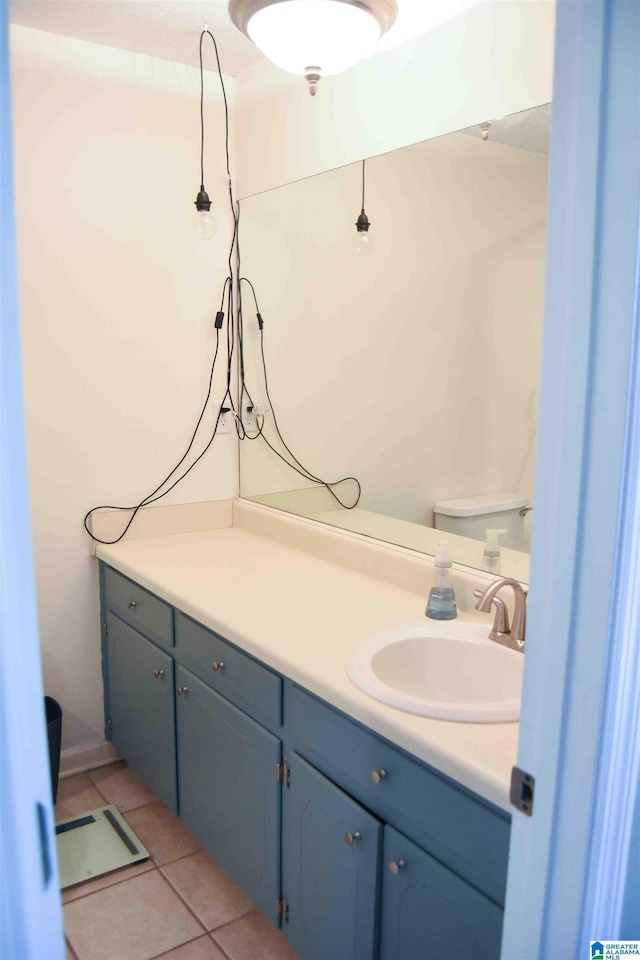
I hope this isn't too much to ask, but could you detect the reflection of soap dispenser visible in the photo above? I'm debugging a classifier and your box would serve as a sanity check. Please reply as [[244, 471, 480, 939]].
[[483, 529, 507, 574], [426, 540, 457, 620]]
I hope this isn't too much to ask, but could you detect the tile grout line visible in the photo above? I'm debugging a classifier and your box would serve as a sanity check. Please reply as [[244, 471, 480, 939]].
[[62, 861, 156, 905], [158, 859, 257, 935], [65, 935, 79, 960], [60, 845, 218, 908], [149, 930, 235, 960], [207, 907, 259, 937], [63, 864, 210, 960]]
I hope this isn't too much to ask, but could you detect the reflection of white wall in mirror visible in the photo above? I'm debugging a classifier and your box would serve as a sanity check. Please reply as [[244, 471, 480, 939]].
[[379, 0, 481, 53], [238, 120, 547, 568]]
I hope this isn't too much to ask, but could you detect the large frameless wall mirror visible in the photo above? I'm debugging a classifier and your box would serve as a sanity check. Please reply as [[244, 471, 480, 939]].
[[237, 104, 550, 582]]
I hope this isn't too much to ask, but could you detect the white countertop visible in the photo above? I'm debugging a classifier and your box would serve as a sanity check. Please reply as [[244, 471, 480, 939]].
[[97, 525, 519, 812]]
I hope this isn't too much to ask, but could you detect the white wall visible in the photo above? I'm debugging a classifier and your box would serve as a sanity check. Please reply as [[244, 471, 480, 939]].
[[10, 26, 238, 753], [238, 131, 547, 546], [234, 0, 555, 197]]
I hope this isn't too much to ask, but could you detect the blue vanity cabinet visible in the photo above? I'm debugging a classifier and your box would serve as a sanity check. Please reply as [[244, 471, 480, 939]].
[[104, 611, 177, 813], [175, 664, 281, 922], [101, 564, 177, 813], [282, 682, 509, 960], [380, 826, 504, 960], [100, 563, 511, 960], [281, 752, 382, 960], [284, 683, 510, 907], [173, 608, 283, 925], [102, 565, 174, 653]]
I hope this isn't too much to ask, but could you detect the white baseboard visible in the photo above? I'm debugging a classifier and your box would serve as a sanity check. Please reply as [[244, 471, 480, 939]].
[[59, 740, 121, 778]]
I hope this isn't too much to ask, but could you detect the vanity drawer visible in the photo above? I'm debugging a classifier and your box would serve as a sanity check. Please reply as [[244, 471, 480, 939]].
[[175, 612, 282, 730], [285, 682, 510, 906], [102, 565, 173, 651]]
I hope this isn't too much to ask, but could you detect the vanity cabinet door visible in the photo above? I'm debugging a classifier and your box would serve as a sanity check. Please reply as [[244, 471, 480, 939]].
[[380, 825, 503, 960], [106, 612, 177, 813], [176, 667, 281, 922], [282, 753, 381, 960]]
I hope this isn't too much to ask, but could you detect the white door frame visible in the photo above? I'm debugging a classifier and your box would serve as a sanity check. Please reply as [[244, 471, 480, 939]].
[[0, 4, 65, 956], [501, 2, 640, 957]]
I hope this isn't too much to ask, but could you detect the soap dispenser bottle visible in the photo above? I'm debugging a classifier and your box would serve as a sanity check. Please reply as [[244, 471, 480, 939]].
[[482, 528, 507, 575], [426, 540, 457, 620]]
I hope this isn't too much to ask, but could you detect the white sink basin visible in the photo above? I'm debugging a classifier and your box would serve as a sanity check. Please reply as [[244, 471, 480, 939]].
[[347, 621, 523, 723]]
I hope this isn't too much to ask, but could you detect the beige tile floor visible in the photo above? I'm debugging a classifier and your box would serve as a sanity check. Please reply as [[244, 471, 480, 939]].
[[57, 762, 301, 960]]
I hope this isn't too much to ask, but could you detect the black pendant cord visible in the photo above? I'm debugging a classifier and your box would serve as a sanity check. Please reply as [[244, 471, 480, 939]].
[[234, 212, 361, 511], [84, 29, 238, 545], [201, 29, 240, 430], [253, 316, 361, 510], [83, 324, 224, 544], [199, 31, 206, 191], [355, 158, 370, 234]]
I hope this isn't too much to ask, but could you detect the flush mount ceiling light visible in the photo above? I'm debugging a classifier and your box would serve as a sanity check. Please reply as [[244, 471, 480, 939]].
[[228, 0, 398, 95]]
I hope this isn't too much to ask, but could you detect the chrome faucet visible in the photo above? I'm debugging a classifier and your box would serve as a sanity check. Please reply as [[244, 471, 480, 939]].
[[473, 578, 527, 651]]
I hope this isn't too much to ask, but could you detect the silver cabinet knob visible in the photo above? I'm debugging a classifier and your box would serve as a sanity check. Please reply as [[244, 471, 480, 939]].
[[389, 859, 406, 874], [153, 669, 165, 679], [211, 661, 225, 673], [370, 768, 388, 784], [177, 685, 188, 696], [127, 600, 137, 609], [345, 831, 361, 846]]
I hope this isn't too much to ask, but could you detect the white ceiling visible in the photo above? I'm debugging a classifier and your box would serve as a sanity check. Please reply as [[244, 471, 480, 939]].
[[8, 0, 481, 77], [9, 0, 261, 75]]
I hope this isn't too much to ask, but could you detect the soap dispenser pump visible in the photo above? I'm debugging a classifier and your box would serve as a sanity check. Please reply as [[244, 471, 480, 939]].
[[426, 540, 457, 620], [482, 528, 507, 575]]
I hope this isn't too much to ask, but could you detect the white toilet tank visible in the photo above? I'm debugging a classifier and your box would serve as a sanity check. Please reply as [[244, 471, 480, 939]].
[[433, 492, 529, 551]]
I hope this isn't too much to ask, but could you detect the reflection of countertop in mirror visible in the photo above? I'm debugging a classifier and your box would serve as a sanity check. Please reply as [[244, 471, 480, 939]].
[[313, 507, 531, 584], [96, 500, 520, 811], [249, 493, 530, 585]]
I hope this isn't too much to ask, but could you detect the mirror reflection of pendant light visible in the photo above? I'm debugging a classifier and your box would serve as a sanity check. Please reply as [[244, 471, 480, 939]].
[[194, 29, 217, 240], [228, 0, 398, 96], [355, 159, 372, 255]]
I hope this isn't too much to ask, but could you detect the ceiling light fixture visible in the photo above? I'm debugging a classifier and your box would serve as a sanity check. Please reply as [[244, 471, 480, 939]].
[[228, 0, 398, 96]]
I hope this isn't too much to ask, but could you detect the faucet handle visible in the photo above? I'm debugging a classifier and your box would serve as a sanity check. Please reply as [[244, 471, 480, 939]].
[[473, 590, 510, 634]]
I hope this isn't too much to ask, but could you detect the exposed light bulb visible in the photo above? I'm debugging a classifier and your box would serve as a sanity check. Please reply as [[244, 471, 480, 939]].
[[195, 210, 217, 241], [356, 227, 373, 256], [194, 187, 217, 241], [355, 210, 372, 255]]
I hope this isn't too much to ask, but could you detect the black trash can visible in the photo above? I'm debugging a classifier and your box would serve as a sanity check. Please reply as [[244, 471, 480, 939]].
[[44, 696, 62, 805]]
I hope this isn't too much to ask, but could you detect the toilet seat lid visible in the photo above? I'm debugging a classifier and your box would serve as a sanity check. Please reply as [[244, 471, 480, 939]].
[[433, 493, 529, 517]]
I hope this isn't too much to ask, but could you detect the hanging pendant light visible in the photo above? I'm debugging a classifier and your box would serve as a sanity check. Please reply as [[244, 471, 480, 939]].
[[355, 158, 373, 255], [194, 187, 216, 240], [228, 0, 398, 96], [194, 29, 217, 240]]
